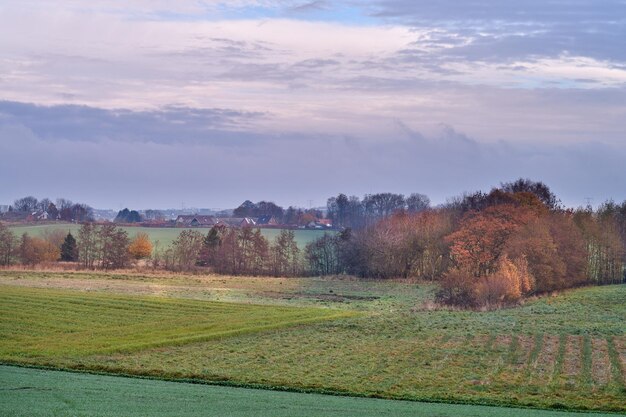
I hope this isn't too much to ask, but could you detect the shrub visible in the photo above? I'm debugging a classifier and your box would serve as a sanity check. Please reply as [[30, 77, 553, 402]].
[[128, 233, 153, 260], [438, 256, 534, 308]]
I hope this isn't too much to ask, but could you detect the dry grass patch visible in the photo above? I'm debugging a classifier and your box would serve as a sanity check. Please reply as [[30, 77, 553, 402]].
[[562, 336, 583, 384], [591, 338, 611, 386], [531, 335, 560, 382]]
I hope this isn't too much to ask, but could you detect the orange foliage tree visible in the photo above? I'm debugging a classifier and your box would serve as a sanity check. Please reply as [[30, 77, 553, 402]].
[[19, 234, 60, 265], [128, 233, 153, 260], [446, 203, 537, 277], [504, 217, 565, 293]]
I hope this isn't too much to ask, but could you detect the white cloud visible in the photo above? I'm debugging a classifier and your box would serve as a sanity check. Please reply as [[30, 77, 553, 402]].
[[0, 0, 625, 204]]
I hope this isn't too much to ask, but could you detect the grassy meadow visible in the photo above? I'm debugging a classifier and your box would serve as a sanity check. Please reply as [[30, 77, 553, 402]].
[[0, 285, 353, 359], [0, 270, 624, 412], [8, 223, 330, 250]]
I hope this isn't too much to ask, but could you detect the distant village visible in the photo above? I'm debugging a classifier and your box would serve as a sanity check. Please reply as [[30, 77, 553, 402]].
[[173, 214, 332, 230], [0, 198, 333, 230]]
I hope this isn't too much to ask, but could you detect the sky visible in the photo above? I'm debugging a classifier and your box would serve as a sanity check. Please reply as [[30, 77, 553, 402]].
[[1, 0, 625, 209]]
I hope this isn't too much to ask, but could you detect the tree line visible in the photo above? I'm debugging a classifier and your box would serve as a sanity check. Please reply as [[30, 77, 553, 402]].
[[0, 224, 152, 269], [8, 196, 94, 222], [307, 179, 626, 308], [159, 226, 302, 276], [2, 179, 625, 309]]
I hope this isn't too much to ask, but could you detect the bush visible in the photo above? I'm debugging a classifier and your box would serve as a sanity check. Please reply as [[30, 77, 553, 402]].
[[438, 256, 534, 308], [436, 268, 478, 308], [128, 233, 153, 260]]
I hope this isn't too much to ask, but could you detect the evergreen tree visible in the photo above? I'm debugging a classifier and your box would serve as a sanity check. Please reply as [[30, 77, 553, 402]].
[[60, 232, 78, 262], [198, 226, 223, 267]]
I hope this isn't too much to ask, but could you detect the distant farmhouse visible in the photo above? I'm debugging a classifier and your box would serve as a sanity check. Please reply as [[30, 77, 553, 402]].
[[175, 215, 216, 227], [216, 217, 256, 228], [256, 215, 279, 226], [306, 219, 333, 229], [0, 210, 49, 223], [175, 215, 257, 228]]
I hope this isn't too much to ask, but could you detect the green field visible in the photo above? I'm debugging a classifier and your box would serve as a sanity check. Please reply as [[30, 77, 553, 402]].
[[0, 366, 618, 417], [8, 223, 330, 250], [0, 285, 353, 359], [0, 271, 624, 413]]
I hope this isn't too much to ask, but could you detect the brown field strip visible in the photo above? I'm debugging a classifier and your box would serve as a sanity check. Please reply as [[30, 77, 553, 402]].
[[530, 334, 560, 384], [614, 336, 626, 385], [511, 334, 535, 369], [591, 338, 611, 386], [562, 335, 583, 384]]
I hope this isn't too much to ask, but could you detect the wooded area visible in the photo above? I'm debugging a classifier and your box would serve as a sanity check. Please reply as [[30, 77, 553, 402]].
[[1, 179, 625, 308]]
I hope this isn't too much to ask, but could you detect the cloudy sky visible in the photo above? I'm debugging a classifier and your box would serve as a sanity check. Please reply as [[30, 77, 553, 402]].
[[1, 1, 625, 209]]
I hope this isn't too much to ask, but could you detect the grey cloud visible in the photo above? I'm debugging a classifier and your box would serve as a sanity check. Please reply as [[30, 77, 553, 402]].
[[161, 37, 277, 61], [369, 1, 626, 23], [293, 59, 340, 68], [0, 101, 266, 145], [287, 1, 330, 13], [1, 101, 626, 209]]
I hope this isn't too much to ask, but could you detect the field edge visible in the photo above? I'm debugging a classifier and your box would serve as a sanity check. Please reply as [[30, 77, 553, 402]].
[[1, 362, 622, 414]]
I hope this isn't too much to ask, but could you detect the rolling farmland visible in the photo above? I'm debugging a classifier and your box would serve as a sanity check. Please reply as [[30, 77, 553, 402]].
[[0, 271, 624, 412], [0, 285, 353, 359]]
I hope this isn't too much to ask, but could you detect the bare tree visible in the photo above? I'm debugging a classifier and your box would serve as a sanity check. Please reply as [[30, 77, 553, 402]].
[[305, 234, 339, 276], [78, 223, 98, 269], [170, 230, 204, 271], [0, 223, 17, 266], [271, 229, 301, 276], [406, 193, 430, 213], [36, 198, 52, 212], [13, 196, 38, 212], [99, 224, 130, 270]]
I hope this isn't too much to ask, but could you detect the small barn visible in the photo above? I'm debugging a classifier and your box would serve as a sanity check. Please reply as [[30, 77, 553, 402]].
[[256, 215, 279, 226], [216, 217, 257, 228], [175, 215, 216, 227]]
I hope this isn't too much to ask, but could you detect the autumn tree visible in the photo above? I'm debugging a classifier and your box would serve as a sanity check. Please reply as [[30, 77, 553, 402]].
[[19, 233, 60, 265], [446, 203, 536, 277], [128, 233, 153, 260], [474, 255, 533, 307], [504, 217, 564, 293], [501, 178, 560, 210], [440, 193, 552, 307]]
